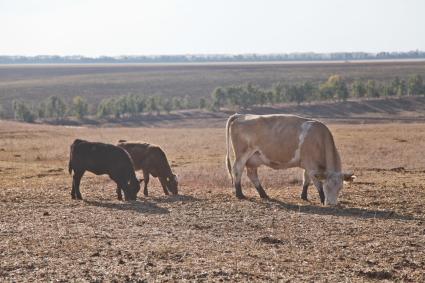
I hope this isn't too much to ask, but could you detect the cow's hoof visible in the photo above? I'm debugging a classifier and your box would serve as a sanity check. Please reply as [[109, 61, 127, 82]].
[[301, 195, 308, 201], [236, 193, 246, 199]]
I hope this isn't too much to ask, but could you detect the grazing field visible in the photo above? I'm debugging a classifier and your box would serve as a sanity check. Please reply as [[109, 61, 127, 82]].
[[1, 61, 425, 115], [0, 120, 424, 281]]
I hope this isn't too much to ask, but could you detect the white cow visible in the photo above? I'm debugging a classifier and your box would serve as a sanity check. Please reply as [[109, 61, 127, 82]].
[[225, 113, 355, 205]]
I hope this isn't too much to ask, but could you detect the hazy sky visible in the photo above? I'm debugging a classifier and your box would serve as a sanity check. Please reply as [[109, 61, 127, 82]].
[[1, 0, 424, 56]]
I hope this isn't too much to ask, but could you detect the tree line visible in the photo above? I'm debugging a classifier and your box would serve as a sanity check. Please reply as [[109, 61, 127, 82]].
[[3, 74, 424, 123], [1, 50, 425, 64], [210, 74, 424, 110], [7, 95, 199, 123]]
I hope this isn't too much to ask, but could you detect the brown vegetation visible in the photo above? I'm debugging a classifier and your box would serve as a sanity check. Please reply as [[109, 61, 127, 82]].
[[0, 120, 424, 281]]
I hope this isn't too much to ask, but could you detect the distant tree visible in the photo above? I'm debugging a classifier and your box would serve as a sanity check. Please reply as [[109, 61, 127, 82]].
[[124, 95, 138, 116], [266, 90, 275, 104], [146, 96, 158, 115], [181, 95, 191, 109], [285, 85, 301, 104], [162, 98, 173, 114], [72, 96, 88, 119], [351, 80, 367, 98], [172, 97, 183, 110], [13, 100, 35, 123], [97, 98, 115, 118], [366, 80, 380, 98], [199, 97, 207, 109], [37, 102, 47, 119], [397, 79, 407, 96], [381, 82, 396, 97], [135, 95, 146, 114], [272, 83, 284, 103], [319, 82, 334, 100], [211, 87, 226, 110], [300, 81, 315, 103], [46, 96, 67, 119], [407, 74, 423, 95]]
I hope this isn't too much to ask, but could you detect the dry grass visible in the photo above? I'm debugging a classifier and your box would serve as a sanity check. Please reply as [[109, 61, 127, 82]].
[[0, 120, 424, 281]]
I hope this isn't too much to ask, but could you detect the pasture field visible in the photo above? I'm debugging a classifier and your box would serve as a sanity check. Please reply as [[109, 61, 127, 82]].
[[0, 120, 424, 281], [1, 60, 425, 114]]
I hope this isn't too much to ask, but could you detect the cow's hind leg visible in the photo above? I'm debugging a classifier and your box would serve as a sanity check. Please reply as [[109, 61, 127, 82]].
[[232, 151, 254, 199], [143, 170, 150, 196], [247, 167, 268, 199], [301, 170, 310, 201], [72, 170, 84, 200]]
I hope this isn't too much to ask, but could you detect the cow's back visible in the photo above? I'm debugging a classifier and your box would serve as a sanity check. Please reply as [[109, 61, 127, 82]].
[[71, 140, 133, 175], [118, 142, 150, 171], [118, 142, 172, 177]]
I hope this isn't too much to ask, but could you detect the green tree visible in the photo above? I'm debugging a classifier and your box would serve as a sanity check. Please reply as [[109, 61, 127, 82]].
[[162, 98, 173, 114], [300, 81, 315, 103], [381, 83, 396, 97], [46, 96, 67, 119], [211, 87, 226, 111], [351, 80, 367, 98], [13, 100, 35, 123], [319, 75, 348, 101], [366, 80, 379, 98], [199, 97, 207, 109], [172, 97, 182, 110], [72, 96, 88, 119], [97, 98, 115, 118], [272, 83, 284, 103], [407, 74, 423, 95], [135, 96, 146, 114], [146, 96, 158, 115]]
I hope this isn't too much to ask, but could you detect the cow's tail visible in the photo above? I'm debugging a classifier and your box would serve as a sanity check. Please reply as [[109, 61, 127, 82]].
[[225, 113, 242, 184], [68, 148, 73, 175], [68, 140, 77, 175]]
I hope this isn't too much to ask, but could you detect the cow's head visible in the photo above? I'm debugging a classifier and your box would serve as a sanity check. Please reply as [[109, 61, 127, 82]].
[[166, 174, 179, 195], [315, 171, 355, 205], [124, 176, 141, 201]]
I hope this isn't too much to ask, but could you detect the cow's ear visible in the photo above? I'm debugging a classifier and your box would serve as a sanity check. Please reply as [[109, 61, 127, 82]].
[[342, 172, 356, 182], [314, 172, 327, 181]]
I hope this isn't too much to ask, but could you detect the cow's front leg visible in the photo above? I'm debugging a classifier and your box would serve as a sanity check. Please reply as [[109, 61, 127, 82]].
[[310, 175, 325, 204], [159, 177, 170, 195], [247, 167, 268, 199], [72, 171, 84, 200], [301, 170, 310, 201], [116, 187, 123, 201]]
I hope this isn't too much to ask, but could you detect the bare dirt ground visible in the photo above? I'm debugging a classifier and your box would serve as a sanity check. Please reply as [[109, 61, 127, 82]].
[[0, 120, 424, 282]]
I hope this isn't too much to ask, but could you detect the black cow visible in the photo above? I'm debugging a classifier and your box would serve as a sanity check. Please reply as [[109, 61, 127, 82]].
[[118, 141, 178, 196], [68, 139, 140, 201]]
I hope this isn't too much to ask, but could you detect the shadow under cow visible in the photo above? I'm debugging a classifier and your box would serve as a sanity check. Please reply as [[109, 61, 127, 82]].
[[264, 198, 416, 221], [148, 194, 201, 204], [84, 199, 169, 214]]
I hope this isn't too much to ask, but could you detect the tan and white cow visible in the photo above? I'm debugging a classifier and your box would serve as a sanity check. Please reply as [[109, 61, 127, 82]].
[[225, 114, 354, 205]]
